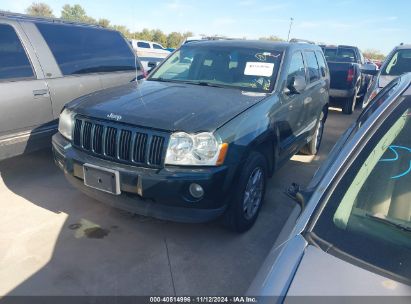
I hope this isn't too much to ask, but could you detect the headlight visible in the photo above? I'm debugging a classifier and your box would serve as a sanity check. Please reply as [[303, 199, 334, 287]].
[[58, 108, 75, 140], [165, 132, 228, 166]]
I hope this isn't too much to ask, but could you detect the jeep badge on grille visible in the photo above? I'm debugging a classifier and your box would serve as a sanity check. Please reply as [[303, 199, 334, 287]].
[[107, 113, 122, 121]]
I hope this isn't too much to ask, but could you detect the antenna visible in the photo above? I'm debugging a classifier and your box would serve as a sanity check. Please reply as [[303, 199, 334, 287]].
[[287, 17, 294, 41]]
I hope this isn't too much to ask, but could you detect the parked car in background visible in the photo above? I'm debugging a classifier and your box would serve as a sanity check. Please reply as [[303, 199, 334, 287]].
[[129, 39, 170, 58], [322, 45, 375, 114], [52, 40, 329, 232], [372, 59, 383, 69], [0, 11, 142, 161], [248, 73, 411, 299], [363, 44, 411, 108], [365, 58, 379, 70]]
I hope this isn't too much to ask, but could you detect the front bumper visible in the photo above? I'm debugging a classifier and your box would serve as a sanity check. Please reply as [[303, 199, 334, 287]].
[[52, 133, 231, 223]]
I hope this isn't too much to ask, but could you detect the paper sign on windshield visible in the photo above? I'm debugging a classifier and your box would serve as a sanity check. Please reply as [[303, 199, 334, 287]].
[[244, 62, 274, 77]]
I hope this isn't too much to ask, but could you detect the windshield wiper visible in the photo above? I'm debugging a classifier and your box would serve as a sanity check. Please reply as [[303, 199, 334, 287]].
[[149, 77, 176, 83], [365, 213, 411, 232], [150, 78, 227, 88], [180, 81, 226, 88]]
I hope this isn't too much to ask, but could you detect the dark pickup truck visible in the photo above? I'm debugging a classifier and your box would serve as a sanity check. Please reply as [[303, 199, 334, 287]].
[[322, 45, 373, 114]]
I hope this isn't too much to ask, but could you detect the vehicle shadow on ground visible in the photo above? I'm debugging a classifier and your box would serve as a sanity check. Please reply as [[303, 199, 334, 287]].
[[0, 150, 295, 296], [0, 109, 357, 296]]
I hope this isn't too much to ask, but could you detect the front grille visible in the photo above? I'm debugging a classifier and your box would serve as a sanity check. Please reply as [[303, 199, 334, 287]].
[[73, 116, 168, 168]]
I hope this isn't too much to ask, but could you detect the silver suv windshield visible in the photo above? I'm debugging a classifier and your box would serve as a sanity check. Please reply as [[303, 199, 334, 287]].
[[148, 44, 282, 93], [312, 96, 411, 284]]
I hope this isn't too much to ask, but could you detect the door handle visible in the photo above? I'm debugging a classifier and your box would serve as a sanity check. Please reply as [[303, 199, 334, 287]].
[[33, 89, 49, 97], [304, 97, 312, 105]]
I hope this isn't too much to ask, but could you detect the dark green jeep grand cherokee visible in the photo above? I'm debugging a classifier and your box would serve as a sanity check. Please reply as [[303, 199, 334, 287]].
[[52, 40, 330, 232]]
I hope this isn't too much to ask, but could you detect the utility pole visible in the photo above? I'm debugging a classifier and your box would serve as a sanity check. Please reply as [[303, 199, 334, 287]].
[[287, 17, 294, 41]]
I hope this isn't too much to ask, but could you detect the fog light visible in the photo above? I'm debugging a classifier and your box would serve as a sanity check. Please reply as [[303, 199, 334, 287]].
[[189, 183, 204, 199]]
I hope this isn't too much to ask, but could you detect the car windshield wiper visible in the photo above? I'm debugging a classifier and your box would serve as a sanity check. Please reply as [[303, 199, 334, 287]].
[[181, 81, 226, 88], [150, 78, 227, 88], [365, 213, 411, 232], [149, 77, 177, 83]]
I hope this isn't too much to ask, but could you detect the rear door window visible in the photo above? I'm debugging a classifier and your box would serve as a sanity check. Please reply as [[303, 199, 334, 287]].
[[315, 51, 327, 78], [36, 23, 136, 75], [0, 24, 34, 81], [304, 51, 321, 83], [137, 42, 150, 48]]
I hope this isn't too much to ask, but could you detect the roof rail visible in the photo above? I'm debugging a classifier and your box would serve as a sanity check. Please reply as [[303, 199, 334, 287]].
[[289, 38, 315, 45], [0, 10, 102, 28]]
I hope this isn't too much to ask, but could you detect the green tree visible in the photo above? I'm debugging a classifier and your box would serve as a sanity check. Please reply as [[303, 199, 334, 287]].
[[167, 32, 184, 48], [152, 29, 167, 46], [111, 25, 130, 37], [26, 2, 54, 17], [182, 31, 194, 39], [259, 35, 284, 42], [60, 4, 95, 24], [98, 18, 110, 28], [135, 28, 154, 41], [363, 49, 385, 61]]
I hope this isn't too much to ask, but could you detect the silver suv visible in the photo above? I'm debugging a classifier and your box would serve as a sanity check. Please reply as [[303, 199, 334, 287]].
[[0, 11, 143, 161]]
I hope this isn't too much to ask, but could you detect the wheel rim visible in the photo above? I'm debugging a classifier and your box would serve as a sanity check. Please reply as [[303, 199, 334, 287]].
[[313, 111, 325, 151], [243, 167, 264, 220]]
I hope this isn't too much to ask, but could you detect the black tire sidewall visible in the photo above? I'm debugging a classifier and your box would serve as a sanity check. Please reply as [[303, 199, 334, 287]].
[[343, 87, 358, 115], [226, 152, 267, 232]]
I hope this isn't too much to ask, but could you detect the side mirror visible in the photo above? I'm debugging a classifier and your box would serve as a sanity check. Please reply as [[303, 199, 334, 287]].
[[147, 61, 158, 74], [148, 61, 157, 68], [286, 75, 307, 95], [286, 183, 306, 209], [361, 64, 379, 76]]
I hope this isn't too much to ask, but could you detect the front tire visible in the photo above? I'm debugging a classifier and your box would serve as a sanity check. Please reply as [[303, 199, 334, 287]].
[[224, 152, 267, 232]]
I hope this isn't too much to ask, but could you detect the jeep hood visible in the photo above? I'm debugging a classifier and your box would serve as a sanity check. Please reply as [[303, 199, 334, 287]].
[[68, 81, 268, 133]]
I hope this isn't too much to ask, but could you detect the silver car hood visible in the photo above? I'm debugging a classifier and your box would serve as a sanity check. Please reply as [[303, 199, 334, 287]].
[[287, 245, 411, 296]]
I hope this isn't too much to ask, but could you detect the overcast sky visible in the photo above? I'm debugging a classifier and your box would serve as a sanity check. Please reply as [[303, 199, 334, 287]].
[[1, 0, 409, 54]]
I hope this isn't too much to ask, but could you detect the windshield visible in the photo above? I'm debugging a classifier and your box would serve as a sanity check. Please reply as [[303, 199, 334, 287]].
[[312, 98, 411, 283], [148, 44, 282, 93], [324, 47, 356, 63], [382, 49, 411, 76]]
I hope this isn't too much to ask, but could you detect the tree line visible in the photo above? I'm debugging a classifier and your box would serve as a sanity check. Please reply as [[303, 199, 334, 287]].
[[25, 2, 384, 59], [25, 2, 284, 49]]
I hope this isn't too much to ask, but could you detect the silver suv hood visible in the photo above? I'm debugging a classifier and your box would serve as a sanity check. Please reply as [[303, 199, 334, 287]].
[[287, 245, 411, 296]]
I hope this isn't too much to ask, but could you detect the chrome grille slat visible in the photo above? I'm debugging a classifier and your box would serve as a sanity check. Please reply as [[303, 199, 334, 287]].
[[73, 117, 166, 168], [73, 119, 82, 146], [82, 121, 92, 150], [92, 124, 103, 154], [119, 129, 132, 161], [105, 127, 117, 158]]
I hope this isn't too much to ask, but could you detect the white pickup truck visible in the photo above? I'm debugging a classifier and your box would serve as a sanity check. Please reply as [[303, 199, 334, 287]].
[[129, 39, 170, 59]]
